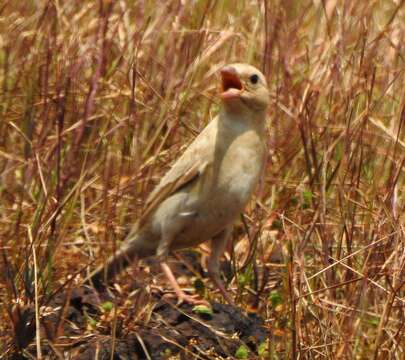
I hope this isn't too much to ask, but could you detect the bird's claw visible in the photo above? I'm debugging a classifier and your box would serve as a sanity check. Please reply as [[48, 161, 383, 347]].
[[163, 292, 210, 306], [176, 293, 210, 307]]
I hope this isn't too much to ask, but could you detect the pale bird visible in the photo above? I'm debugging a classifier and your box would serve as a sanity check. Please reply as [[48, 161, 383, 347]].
[[86, 63, 270, 305]]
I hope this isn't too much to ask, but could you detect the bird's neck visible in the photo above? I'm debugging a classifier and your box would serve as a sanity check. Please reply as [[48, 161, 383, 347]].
[[219, 107, 266, 134]]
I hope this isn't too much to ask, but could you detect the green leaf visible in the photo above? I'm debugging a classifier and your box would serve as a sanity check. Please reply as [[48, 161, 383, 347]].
[[238, 265, 253, 287], [235, 345, 249, 359], [88, 317, 97, 327], [269, 290, 283, 307], [258, 341, 269, 357], [161, 348, 172, 357], [334, 142, 343, 161], [302, 190, 313, 209], [192, 305, 213, 317], [101, 301, 114, 312]]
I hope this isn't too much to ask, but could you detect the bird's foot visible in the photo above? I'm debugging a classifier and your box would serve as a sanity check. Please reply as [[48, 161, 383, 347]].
[[176, 293, 210, 307], [160, 261, 210, 306], [163, 291, 210, 307]]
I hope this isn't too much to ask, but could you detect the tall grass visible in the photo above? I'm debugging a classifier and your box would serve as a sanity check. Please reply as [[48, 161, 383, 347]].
[[0, 0, 404, 358]]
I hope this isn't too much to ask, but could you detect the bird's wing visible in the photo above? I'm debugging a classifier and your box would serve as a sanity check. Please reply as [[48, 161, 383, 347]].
[[139, 118, 217, 225]]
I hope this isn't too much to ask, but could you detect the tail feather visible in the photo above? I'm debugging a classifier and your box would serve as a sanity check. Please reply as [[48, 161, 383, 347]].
[[84, 231, 153, 292], [85, 247, 133, 291]]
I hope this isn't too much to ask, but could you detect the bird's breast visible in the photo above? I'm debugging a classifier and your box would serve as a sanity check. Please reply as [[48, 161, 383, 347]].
[[217, 131, 264, 205], [164, 126, 265, 250], [176, 136, 264, 246]]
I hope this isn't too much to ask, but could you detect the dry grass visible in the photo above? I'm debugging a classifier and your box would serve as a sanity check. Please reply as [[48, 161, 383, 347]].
[[0, 0, 404, 358]]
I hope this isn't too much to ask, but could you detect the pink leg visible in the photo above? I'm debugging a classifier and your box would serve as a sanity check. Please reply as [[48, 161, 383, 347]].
[[161, 262, 209, 306], [208, 227, 235, 305]]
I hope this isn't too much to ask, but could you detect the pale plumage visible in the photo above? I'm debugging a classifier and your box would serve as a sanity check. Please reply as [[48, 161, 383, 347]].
[[86, 63, 270, 305]]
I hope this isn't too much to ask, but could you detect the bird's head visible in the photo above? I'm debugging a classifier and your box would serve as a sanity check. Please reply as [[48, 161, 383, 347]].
[[220, 63, 269, 114]]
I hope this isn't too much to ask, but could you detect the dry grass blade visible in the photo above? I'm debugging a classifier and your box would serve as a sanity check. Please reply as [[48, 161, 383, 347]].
[[0, 0, 404, 358]]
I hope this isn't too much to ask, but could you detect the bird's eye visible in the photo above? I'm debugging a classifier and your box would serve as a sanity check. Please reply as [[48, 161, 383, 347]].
[[250, 74, 259, 84]]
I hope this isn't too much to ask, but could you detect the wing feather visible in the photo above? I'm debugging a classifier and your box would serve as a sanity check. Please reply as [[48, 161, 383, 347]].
[[138, 117, 217, 225]]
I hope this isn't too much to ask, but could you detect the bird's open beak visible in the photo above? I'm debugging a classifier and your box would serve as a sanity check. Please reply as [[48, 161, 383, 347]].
[[220, 66, 243, 101]]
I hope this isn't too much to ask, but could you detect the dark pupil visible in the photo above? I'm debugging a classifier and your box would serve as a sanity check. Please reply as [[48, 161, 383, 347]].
[[250, 74, 259, 84]]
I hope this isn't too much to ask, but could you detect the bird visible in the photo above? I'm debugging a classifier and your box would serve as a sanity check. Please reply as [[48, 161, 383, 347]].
[[85, 63, 270, 305]]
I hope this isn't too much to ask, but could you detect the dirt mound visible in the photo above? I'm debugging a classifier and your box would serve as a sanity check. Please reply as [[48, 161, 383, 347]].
[[8, 286, 268, 359]]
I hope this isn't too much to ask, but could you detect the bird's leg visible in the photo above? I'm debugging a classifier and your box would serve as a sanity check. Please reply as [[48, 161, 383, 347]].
[[208, 226, 235, 305], [160, 262, 209, 306], [157, 232, 209, 306]]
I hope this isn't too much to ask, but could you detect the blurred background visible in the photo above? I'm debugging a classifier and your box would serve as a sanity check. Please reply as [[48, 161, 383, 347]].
[[0, 0, 404, 358]]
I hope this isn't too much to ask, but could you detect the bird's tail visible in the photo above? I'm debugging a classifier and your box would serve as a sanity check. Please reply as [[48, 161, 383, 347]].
[[84, 230, 151, 292]]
